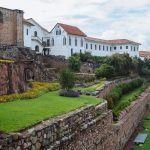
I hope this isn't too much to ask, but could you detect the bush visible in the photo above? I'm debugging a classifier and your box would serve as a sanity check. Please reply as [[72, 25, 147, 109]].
[[59, 68, 75, 90], [59, 89, 80, 97], [96, 64, 115, 79], [0, 82, 60, 103], [106, 79, 144, 108], [75, 73, 96, 83], [68, 56, 81, 72]]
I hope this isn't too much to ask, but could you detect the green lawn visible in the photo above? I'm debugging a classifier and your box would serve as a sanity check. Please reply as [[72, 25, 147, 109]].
[[113, 85, 147, 117], [132, 114, 150, 150], [0, 91, 102, 133], [74, 81, 105, 92]]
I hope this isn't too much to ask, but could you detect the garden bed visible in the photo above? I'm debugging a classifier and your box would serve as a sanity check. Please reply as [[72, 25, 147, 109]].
[[113, 85, 148, 119], [0, 91, 103, 133], [74, 80, 105, 92]]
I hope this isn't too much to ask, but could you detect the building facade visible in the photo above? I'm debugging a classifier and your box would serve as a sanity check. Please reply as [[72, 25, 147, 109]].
[[23, 18, 49, 54], [0, 7, 140, 58], [139, 51, 150, 60], [0, 7, 24, 47], [44, 23, 140, 58]]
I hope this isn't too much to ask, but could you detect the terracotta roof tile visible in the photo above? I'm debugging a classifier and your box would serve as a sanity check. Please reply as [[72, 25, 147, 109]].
[[58, 23, 87, 37], [85, 37, 141, 45], [107, 39, 141, 45], [139, 51, 150, 57]]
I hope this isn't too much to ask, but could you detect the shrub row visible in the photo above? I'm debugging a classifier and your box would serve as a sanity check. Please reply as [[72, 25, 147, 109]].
[[113, 84, 148, 119], [0, 82, 60, 103], [106, 79, 144, 109], [59, 89, 80, 97]]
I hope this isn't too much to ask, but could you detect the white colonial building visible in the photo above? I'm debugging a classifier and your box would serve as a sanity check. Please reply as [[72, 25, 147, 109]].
[[23, 21, 141, 58], [23, 18, 49, 54]]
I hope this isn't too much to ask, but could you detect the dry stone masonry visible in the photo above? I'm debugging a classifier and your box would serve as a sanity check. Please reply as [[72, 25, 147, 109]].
[[0, 7, 23, 47], [0, 87, 150, 150]]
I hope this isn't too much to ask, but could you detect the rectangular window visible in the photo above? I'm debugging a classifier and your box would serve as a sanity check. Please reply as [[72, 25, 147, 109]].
[[107, 46, 108, 51], [95, 45, 97, 50], [114, 47, 117, 50], [120, 46, 122, 49], [110, 47, 112, 51], [99, 45, 101, 50], [131, 46, 132, 51], [91, 44, 92, 49], [126, 46, 128, 49], [26, 29, 28, 35], [103, 46, 105, 51], [86, 43, 88, 49]]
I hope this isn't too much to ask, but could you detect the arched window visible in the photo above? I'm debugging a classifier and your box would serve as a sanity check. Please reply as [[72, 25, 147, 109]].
[[81, 39, 83, 47], [34, 31, 37, 37], [69, 37, 71, 46], [35, 45, 39, 52], [63, 37, 66, 45], [0, 11, 3, 23], [75, 38, 77, 46], [56, 28, 61, 35], [51, 38, 54, 46]]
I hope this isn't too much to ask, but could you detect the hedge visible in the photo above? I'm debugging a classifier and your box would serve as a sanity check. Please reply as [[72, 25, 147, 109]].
[[106, 79, 144, 109], [0, 82, 60, 103]]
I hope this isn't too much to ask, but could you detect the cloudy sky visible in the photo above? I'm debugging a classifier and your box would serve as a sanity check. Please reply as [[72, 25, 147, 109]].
[[1, 0, 150, 50]]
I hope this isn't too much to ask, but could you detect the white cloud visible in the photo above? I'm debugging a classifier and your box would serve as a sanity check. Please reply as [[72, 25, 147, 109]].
[[0, 0, 150, 50]]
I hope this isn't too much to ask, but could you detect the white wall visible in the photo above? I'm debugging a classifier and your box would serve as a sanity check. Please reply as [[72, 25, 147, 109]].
[[23, 23, 32, 48], [23, 21, 140, 58], [49, 24, 85, 58], [25, 19, 49, 53]]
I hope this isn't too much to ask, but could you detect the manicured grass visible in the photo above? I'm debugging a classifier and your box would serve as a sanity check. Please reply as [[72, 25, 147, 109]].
[[0, 91, 102, 133], [74, 81, 105, 92], [113, 85, 147, 117], [132, 114, 150, 150]]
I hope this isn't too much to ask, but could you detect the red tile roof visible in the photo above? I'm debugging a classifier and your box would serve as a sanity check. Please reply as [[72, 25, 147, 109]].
[[85, 37, 107, 43], [86, 37, 141, 45], [107, 39, 141, 45], [58, 23, 87, 37], [139, 51, 150, 58]]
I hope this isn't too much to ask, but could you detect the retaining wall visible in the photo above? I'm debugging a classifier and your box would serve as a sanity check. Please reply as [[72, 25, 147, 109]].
[[0, 62, 27, 95], [0, 88, 150, 150]]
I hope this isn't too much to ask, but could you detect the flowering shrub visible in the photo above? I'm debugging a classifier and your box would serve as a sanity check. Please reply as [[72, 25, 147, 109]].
[[0, 60, 15, 63], [0, 82, 60, 103], [59, 89, 80, 97]]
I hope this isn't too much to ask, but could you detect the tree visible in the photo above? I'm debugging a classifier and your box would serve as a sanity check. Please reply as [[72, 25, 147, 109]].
[[107, 53, 133, 76], [68, 56, 81, 72], [95, 64, 115, 79], [59, 68, 75, 90]]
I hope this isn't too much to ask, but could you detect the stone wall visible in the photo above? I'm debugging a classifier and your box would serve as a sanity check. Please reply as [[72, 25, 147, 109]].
[[0, 87, 150, 150], [36, 55, 67, 72], [0, 62, 27, 95], [0, 7, 24, 47], [99, 77, 135, 99], [0, 102, 113, 150], [112, 87, 150, 150]]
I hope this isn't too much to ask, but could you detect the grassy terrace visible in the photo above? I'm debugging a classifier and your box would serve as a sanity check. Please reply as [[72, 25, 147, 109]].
[[132, 114, 150, 150], [0, 91, 102, 133], [112, 84, 148, 118], [74, 80, 105, 92]]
